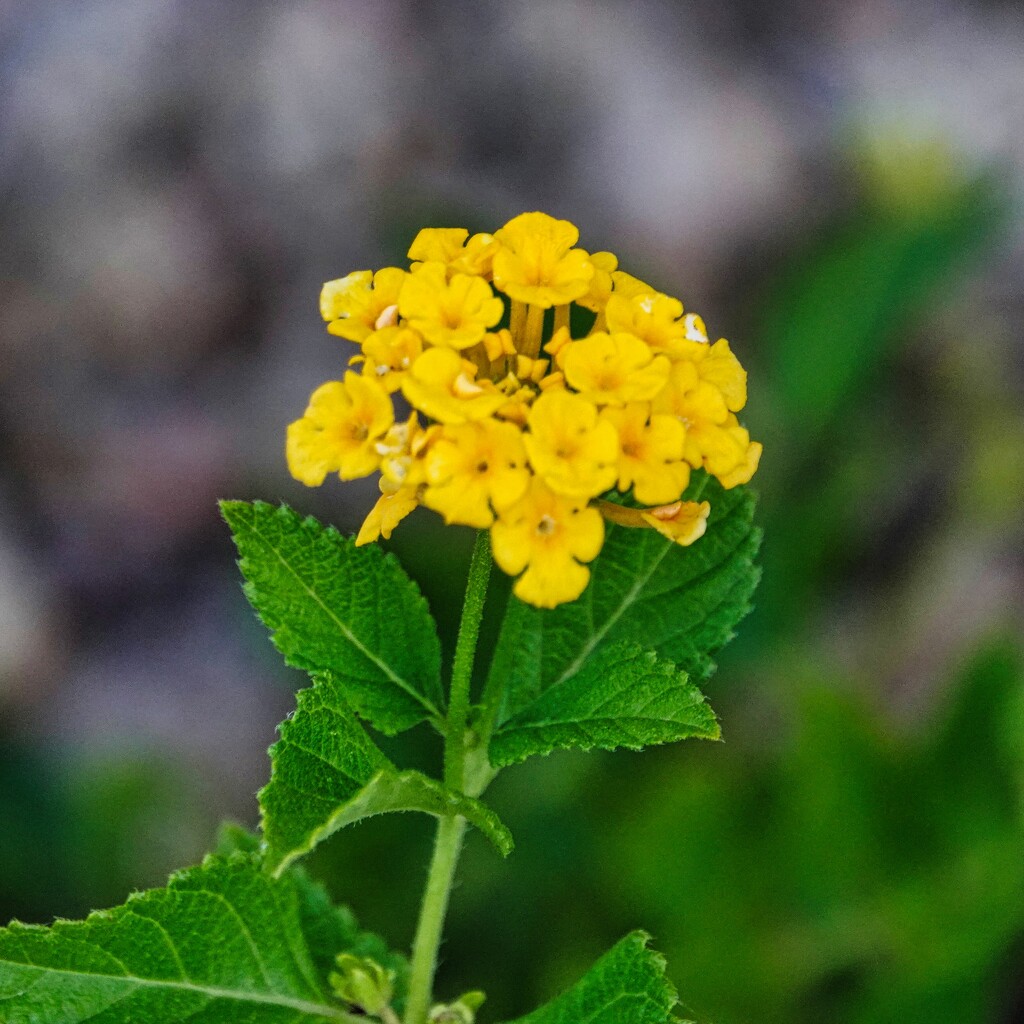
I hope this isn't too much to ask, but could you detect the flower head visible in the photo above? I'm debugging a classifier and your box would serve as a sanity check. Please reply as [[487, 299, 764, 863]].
[[289, 211, 761, 606]]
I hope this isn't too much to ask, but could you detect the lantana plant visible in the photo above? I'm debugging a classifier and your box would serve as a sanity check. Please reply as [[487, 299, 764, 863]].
[[0, 212, 761, 1024]]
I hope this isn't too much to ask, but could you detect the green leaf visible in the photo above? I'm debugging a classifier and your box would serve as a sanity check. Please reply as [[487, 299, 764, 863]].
[[292, 867, 409, 1009], [261, 677, 513, 874], [491, 642, 720, 767], [487, 475, 759, 727], [0, 852, 377, 1022], [222, 500, 443, 734], [214, 824, 409, 1005], [501, 931, 679, 1024]]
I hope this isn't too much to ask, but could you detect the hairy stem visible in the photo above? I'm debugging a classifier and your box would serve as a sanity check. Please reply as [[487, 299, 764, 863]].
[[404, 815, 467, 1024], [445, 530, 492, 791], [404, 531, 492, 1024]]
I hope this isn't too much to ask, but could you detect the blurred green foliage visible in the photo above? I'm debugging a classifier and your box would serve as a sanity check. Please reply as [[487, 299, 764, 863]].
[[600, 638, 1024, 1024]]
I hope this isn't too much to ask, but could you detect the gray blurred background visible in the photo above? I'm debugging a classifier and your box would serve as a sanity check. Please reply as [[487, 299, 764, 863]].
[[2, 3, 1024, 1023]]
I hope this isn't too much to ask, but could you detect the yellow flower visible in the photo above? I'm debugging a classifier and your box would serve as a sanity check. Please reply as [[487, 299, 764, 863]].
[[356, 487, 420, 545], [576, 251, 619, 313], [423, 420, 530, 528], [718, 439, 763, 489], [562, 331, 670, 406], [398, 262, 504, 349], [650, 358, 756, 484], [321, 268, 406, 343], [689, 337, 747, 412], [491, 477, 604, 608], [653, 359, 730, 433], [408, 228, 498, 277], [605, 292, 691, 356], [601, 403, 690, 505], [687, 415, 761, 484], [610, 269, 656, 298], [287, 373, 394, 485], [401, 347, 505, 424], [375, 414, 435, 491], [523, 390, 618, 498], [360, 326, 424, 393], [492, 212, 594, 307], [493, 373, 538, 426], [640, 500, 710, 546], [407, 228, 468, 265]]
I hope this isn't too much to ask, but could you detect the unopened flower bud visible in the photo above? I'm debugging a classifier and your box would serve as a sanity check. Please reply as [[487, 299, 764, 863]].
[[329, 953, 395, 1016]]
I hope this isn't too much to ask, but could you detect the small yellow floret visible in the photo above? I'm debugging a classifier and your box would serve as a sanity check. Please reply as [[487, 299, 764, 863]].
[[398, 262, 504, 349], [408, 228, 498, 277], [689, 415, 760, 481], [376, 415, 436, 491], [492, 212, 594, 308], [321, 268, 406, 344], [408, 228, 469, 265], [456, 233, 500, 277], [483, 329, 517, 364], [610, 270, 656, 298], [601, 403, 690, 505], [401, 347, 505, 424], [491, 476, 604, 608], [605, 292, 691, 356], [640, 500, 711, 546], [423, 420, 530, 528], [544, 325, 573, 368], [653, 359, 730, 430], [523, 390, 618, 499], [562, 332, 671, 406], [492, 374, 538, 426], [717, 439, 763, 489], [690, 338, 747, 412], [577, 251, 619, 313], [287, 373, 394, 485], [360, 326, 424, 393], [356, 487, 420, 545]]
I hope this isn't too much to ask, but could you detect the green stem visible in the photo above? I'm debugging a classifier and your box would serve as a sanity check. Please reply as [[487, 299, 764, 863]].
[[404, 815, 467, 1024], [444, 530, 492, 792], [404, 530, 492, 1024]]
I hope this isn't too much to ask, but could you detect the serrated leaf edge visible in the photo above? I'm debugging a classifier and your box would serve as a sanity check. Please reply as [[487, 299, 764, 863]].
[[553, 495, 758, 692], [221, 500, 443, 724], [0, 852, 356, 1022]]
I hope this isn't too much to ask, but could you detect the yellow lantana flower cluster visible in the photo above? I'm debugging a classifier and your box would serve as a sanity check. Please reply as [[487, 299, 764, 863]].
[[288, 212, 761, 608]]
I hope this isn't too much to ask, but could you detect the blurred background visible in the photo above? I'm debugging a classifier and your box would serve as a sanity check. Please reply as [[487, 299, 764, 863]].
[[1, 1, 1023, 1022]]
